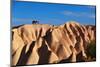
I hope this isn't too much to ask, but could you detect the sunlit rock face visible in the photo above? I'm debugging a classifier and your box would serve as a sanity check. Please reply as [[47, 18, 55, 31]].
[[12, 22, 96, 66]]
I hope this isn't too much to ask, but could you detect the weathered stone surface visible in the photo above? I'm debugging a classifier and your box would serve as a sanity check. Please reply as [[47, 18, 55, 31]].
[[12, 22, 96, 66]]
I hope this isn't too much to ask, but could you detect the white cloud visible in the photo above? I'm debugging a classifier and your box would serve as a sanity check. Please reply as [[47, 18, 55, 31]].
[[61, 11, 95, 19], [88, 14, 95, 18]]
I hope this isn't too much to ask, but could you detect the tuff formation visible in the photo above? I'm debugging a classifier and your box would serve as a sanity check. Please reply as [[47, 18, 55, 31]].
[[12, 21, 96, 66]]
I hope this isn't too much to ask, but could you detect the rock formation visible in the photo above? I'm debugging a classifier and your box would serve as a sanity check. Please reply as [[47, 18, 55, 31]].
[[12, 21, 96, 66]]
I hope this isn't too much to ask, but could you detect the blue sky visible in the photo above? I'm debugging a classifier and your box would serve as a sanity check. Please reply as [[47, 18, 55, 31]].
[[12, 0, 96, 26]]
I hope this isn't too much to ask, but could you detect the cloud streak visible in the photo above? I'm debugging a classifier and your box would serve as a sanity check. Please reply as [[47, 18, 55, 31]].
[[61, 11, 95, 19]]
